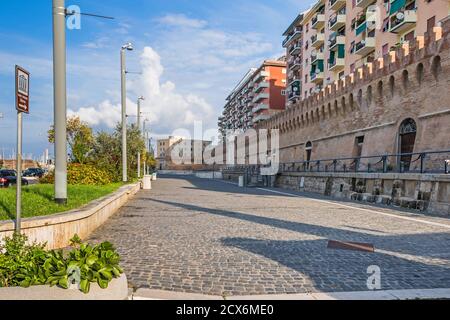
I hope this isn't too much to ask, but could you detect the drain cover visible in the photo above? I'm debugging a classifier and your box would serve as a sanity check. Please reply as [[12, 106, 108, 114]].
[[327, 240, 375, 253]]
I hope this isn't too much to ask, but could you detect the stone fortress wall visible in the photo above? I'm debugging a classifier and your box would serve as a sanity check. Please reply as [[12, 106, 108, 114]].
[[256, 18, 450, 166]]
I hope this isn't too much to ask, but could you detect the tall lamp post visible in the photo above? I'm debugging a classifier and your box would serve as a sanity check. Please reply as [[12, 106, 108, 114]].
[[121, 43, 133, 182], [53, 0, 67, 204], [137, 96, 145, 178]]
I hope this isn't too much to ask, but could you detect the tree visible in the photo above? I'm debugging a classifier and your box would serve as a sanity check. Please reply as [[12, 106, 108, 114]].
[[48, 117, 94, 164]]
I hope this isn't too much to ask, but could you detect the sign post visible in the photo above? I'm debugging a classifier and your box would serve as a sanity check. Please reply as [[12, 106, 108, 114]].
[[15, 65, 30, 233]]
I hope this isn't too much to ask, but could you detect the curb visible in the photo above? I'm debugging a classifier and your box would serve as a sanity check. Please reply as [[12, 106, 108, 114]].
[[130, 288, 450, 301]]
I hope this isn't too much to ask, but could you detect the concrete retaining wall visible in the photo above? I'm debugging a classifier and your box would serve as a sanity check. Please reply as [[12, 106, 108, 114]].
[[0, 183, 140, 249]]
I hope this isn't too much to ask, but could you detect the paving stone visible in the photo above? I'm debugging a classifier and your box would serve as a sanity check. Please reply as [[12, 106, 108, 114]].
[[89, 175, 450, 296]]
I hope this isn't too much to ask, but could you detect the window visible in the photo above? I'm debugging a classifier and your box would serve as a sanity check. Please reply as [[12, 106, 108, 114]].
[[416, 63, 424, 84], [282, 68, 287, 74], [427, 16, 436, 35], [350, 63, 355, 73], [353, 136, 365, 158], [431, 55, 441, 80], [281, 90, 286, 96], [382, 44, 389, 56]]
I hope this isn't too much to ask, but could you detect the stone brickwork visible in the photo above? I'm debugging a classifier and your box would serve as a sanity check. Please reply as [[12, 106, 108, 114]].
[[256, 19, 450, 164], [275, 172, 450, 216]]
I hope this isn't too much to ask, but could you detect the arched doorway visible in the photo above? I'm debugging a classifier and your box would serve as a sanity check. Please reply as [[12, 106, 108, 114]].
[[399, 118, 417, 172], [305, 141, 313, 170]]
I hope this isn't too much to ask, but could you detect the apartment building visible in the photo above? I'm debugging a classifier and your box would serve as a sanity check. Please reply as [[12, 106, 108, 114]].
[[219, 59, 287, 136], [283, 0, 450, 101]]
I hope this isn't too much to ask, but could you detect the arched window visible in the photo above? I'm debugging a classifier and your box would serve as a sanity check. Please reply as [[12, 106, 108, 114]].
[[334, 100, 338, 116], [399, 118, 417, 172], [377, 81, 383, 97], [349, 93, 354, 110], [341, 96, 346, 113], [431, 55, 441, 80], [416, 63, 424, 85], [389, 76, 395, 97], [357, 89, 363, 106], [402, 70, 409, 90], [367, 85, 373, 105]]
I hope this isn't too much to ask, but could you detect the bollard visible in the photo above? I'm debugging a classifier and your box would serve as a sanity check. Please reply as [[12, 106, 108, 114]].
[[143, 175, 152, 190], [152, 173, 157, 181], [238, 176, 244, 188]]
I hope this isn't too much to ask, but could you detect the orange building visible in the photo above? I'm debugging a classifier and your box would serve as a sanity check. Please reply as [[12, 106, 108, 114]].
[[219, 59, 287, 135]]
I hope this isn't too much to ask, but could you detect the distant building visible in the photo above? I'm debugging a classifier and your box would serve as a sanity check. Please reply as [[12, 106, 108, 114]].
[[156, 138, 213, 170], [219, 58, 287, 136]]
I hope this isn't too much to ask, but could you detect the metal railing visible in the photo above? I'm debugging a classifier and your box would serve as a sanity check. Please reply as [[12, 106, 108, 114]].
[[222, 150, 450, 175], [279, 150, 450, 174]]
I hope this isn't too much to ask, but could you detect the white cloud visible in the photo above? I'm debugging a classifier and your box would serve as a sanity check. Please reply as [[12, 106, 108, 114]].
[[157, 14, 207, 29], [68, 47, 216, 133]]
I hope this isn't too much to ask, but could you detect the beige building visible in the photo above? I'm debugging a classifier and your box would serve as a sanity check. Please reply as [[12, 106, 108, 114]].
[[284, 0, 450, 103], [156, 136, 183, 159]]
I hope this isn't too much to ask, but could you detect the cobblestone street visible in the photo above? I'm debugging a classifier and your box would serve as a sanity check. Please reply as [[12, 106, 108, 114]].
[[89, 176, 450, 297]]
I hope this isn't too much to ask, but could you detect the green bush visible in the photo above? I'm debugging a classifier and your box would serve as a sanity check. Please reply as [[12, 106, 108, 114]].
[[40, 164, 114, 186], [0, 233, 124, 294]]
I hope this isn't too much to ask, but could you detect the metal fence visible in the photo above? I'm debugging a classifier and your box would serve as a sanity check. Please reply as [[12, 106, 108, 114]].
[[223, 150, 450, 175]]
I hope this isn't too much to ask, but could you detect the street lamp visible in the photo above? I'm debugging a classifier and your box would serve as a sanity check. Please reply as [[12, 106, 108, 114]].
[[137, 96, 145, 178], [121, 42, 133, 182], [53, 0, 67, 204]]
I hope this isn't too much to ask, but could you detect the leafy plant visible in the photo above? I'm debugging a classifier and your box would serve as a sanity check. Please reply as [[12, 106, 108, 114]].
[[0, 233, 123, 294], [40, 164, 114, 186]]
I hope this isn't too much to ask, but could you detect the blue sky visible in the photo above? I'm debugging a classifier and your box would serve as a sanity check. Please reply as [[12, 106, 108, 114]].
[[0, 0, 311, 158]]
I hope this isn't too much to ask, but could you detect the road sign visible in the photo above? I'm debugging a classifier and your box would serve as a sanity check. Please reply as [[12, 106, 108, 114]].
[[15, 65, 30, 113]]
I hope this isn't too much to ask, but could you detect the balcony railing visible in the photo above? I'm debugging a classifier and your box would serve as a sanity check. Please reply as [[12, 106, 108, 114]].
[[356, 0, 374, 9], [354, 37, 375, 55], [329, 34, 345, 50], [329, 13, 346, 31], [329, 0, 346, 11], [311, 13, 325, 29], [311, 33, 325, 48], [389, 9, 417, 34], [289, 42, 302, 55], [282, 27, 302, 47]]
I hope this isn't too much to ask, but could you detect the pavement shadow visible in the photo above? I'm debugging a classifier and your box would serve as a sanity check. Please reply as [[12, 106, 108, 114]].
[[220, 237, 450, 292], [146, 197, 450, 262]]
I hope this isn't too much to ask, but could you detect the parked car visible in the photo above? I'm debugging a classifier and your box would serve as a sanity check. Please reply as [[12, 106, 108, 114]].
[[0, 170, 29, 188], [23, 168, 45, 178]]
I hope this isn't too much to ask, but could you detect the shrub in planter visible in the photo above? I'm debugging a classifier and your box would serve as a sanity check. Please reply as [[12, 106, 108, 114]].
[[40, 164, 114, 186], [0, 234, 124, 294]]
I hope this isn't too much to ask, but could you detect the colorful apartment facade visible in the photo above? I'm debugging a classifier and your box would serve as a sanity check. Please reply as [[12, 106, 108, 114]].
[[219, 59, 287, 136], [284, 0, 450, 103]]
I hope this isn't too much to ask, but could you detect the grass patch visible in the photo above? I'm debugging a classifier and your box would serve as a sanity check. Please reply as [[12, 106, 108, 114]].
[[0, 183, 124, 221]]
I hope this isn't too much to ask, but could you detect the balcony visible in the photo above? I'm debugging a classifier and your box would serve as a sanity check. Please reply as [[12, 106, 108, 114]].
[[389, 10, 417, 34], [329, 0, 346, 11], [254, 71, 269, 81], [310, 71, 324, 83], [253, 113, 271, 124], [328, 57, 345, 72], [289, 59, 302, 71], [354, 37, 375, 55], [311, 52, 324, 64], [253, 93, 269, 103], [329, 14, 346, 31], [329, 34, 345, 50], [252, 103, 269, 113], [311, 13, 325, 29], [288, 91, 301, 101], [356, 0, 375, 9], [282, 27, 303, 48], [311, 33, 325, 48], [289, 42, 302, 55], [254, 81, 269, 92]]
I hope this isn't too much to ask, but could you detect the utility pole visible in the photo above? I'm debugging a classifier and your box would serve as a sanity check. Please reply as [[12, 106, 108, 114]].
[[53, 0, 67, 204], [121, 43, 133, 182], [137, 96, 145, 178]]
